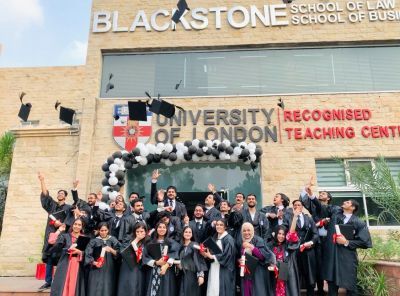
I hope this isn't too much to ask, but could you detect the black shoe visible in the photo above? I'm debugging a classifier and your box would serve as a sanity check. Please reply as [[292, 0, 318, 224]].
[[38, 283, 51, 291]]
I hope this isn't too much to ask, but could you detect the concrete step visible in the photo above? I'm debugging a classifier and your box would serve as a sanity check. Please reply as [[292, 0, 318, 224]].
[[0, 277, 49, 295]]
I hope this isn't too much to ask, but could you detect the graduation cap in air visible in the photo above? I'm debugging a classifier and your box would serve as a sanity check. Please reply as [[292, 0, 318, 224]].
[[172, 0, 190, 26], [145, 91, 184, 118], [18, 92, 32, 122], [106, 73, 114, 93], [128, 101, 147, 121], [277, 98, 285, 110], [55, 100, 76, 125]]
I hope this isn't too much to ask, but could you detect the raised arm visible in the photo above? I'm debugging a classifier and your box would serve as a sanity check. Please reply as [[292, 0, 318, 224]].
[[150, 169, 161, 204], [38, 172, 48, 195]]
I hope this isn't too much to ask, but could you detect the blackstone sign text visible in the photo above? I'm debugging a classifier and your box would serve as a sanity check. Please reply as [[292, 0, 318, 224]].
[[93, 0, 400, 33]]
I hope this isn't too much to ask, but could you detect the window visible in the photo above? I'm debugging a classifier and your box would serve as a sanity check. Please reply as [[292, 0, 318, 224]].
[[100, 45, 400, 98], [315, 158, 400, 227]]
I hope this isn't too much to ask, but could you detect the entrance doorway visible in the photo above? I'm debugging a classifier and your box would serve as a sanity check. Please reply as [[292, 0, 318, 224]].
[[126, 162, 262, 211]]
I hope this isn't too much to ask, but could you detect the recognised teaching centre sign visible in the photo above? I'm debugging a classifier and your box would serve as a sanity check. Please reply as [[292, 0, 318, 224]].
[[92, 0, 400, 32]]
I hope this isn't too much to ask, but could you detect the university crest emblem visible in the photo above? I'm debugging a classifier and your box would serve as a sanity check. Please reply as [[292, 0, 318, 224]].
[[112, 104, 152, 151]]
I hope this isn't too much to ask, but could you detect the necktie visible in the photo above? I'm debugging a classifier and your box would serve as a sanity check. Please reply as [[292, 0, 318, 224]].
[[196, 222, 201, 230], [138, 214, 143, 221]]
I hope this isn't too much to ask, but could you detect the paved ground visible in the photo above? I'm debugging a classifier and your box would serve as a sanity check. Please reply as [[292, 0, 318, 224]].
[[0, 277, 48, 293]]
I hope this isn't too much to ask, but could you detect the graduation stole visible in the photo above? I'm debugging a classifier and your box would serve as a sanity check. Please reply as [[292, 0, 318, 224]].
[[94, 236, 109, 268], [131, 240, 143, 263]]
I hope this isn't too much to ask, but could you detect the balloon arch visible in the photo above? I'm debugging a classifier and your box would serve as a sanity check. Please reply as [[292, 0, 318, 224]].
[[100, 139, 263, 200]]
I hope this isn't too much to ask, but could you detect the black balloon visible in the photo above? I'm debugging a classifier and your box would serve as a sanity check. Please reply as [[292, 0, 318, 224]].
[[184, 153, 192, 161], [231, 141, 239, 148], [250, 161, 258, 170], [199, 140, 207, 148], [112, 185, 121, 192], [124, 161, 133, 169], [147, 154, 154, 164], [105, 171, 111, 178], [132, 148, 140, 156], [240, 149, 250, 158], [188, 145, 197, 154], [153, 154, 161, 163], [107, 157, 114, 165], [122, 153, 130, 161], [255, 156, 260, 163], [102, 178, 109, 186], [225, 146, 234, 155], [205, 148, 212, 155], [254, 147, 263, 157], [196, 149, 204, 157], [211, 149, 219, 158], [102, 163, 109, 172], [115, 171, 125, 180], [218, 143, 226, 152], [132, 157, 138, 164], [112, 151, 122, 159], [161, 151, 170, 159], [184, 140, 192, 147], [172, 144, 177, 153], [118, 179, 125, 186], [169, 152, 177, 161]]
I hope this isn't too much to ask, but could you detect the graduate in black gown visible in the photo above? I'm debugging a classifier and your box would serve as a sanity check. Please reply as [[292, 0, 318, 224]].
[[236, 222, 275, 296], [85, 222, 121, 296], [50, 218, 86, 296], [200, 218, 236, 296], [117, 222, 149, 296], [269, 215, 301, 296], [143, 221, 180, 296], [178, 226, 208, 296]]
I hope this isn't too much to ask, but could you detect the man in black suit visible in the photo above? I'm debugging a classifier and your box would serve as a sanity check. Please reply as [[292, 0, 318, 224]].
[[119, 198, 150, 241], [150, 169, 187, 220], [189, 204, 209, 243], [260, 192, 293, 231], [241, 194, 271, 242], [204, 192, 221, 223]]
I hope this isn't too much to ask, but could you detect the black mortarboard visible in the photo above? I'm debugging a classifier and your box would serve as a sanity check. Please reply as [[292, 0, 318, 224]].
[[277, 98, 285, 110], [128, 101, 147, 121], [146, 242, 162, 260], [76, 236, 91, 251], [149, 99, 176, 118], [177, 0, 189, 11], [121, 245, 137, 270], [202, 237, 222, 255], [106, 73, 114, 93], [59, 106, 75, 125], [18, 92, 32, 122], [245, 253, 259, 275]]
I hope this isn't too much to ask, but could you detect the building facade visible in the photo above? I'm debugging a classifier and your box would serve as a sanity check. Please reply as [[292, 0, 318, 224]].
[[0, 0, 400, 275]]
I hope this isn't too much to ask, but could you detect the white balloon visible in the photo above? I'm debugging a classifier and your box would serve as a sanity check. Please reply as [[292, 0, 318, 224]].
[[114, 158, 122, 165], [109, 191, 119, 201], [220, 152, 228, 160], [156, 143, 165, 150], [233, 147, 242, 156], [225, 154, 231, 160], [109, 164, 119, 172], [165, 143, 173, 153], [212, 140, 221, 147], [182, 146, 189, 153], [192, 155, 200, 162], [165, 160, 173, 166], [239, 142, 248, 149], [206, 140, 213, 147], [110, 172, 116, 178], [121, 150, 128, 155], [101, 186, 110, 195], [192, 139, 200, 147], [208, 155, 216, 162], [230, 155, 239, 162], [250, 154, 257, 162], [132, 164, 139, 169], [135, 156, 142, 162], [248, 143, 256, 150], [108, 176, 118, 186], [249, 149, 256, 154], [136, 143, 145, 149], [245, 159, 251, 165], [177, 151, 184, 160], [202, 147, 208, 152], [222, 140, 231, 147], [139, 158, 148, 166], [119, 164, 126, 171], [140, 148, 149, 157], [147, 144, 156, 154], [176, 143, 185, 151], [155, 148, 163, 155], [201, 155, 208, 161]]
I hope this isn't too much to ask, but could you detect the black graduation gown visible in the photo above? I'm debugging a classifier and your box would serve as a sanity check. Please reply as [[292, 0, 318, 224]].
[[117, 238, 149, 296], [119, 212, 150, 241], [84, 236, 121, 296], [260, 205, 293, 232], [236, 236, 275, 296], [150, 181, 187, 220], [269, 240, 301, 296], [143, 239, 180, 296], [284, 214, 319, 288], [189, 219, 209, 243], [207, 233, 236, 296], [322, 206, 372, 291], [179, 242, 208, 296], [50, 233, 86, 296], [40, 192, 71, 263]]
